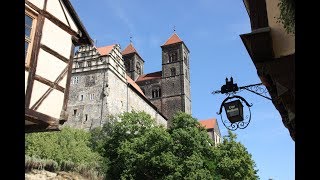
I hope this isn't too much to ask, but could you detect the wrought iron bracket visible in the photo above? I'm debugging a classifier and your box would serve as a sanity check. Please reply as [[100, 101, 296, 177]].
[[212, 77, 271, 100]]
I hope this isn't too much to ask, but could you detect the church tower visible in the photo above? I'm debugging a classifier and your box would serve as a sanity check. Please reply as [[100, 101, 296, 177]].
[[122, 43, 144, 81], [160, 33, 192, 121]]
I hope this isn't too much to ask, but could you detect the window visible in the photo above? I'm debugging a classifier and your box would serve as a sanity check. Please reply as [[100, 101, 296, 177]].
[[136, 62, 141, 75], [152, 87, 161, 98], [79, 94, 84, 101], [89, 93, 95, 100], [25, 11, 37, 67], [78, 62, 84, 68], [169, 52, 178, 63], [85, 114, 88, 121], [73, 109, 77, 116], [171, 67, 176, 76], [72, 76, 79, 84], [87, 61, 91, 67]]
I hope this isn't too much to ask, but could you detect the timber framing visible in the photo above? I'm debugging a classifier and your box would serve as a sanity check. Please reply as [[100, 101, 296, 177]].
[[25, 0, 93, 133], [25, 14, 45, 108], [25, 0, 92, 45], [61, 43, 76, 123], [40, 44, 70, 63]]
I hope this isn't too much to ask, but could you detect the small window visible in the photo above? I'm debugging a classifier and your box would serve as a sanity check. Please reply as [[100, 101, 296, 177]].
[[72, 76, 79, 84], [152, 87, 161, 98], [136, 62, 141, 75], [73, 109, 77, 116], [89, 93, 95, 100], [79, 94, 84, 101], [87, 61, 91, 67], [168, 51, 178, 63], [78, 62, 84, 68], [171, 67, 176, 76], [85, 114, 88, 121]]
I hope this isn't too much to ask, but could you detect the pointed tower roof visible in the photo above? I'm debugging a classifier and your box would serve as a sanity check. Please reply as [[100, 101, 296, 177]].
[[162, 33, 183, 46], [122, 43, 138, 55], [122, 43, 144, 62]]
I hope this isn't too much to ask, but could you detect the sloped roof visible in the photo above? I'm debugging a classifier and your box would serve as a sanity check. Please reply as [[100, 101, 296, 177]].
[[122, 43, 138, 55], [96, 45, 115, 56], [62, 0, 93, 45], [136, 71, 162, 82], [199, 118, 218, 129], [162, 33, 183, 46], [127, 76, 145, 97]]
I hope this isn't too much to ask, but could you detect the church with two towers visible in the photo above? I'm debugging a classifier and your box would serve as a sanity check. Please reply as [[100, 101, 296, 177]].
[[65, 32, 221, 144], [65, 32, 191, 129]]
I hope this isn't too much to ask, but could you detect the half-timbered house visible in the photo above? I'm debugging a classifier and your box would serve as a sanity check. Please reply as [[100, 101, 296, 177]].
[[25, 0, 93, 133]]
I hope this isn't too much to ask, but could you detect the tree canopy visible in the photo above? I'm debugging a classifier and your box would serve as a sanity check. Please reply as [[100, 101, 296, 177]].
[[213, 130, 259, 180]]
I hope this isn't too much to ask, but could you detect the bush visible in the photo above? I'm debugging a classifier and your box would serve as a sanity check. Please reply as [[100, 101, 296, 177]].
[[25, 127, 103, 175], [25, 155, 59, 172]]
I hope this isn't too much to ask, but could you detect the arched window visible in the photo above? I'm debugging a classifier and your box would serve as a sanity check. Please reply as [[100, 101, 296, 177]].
[[136, 62, 141, 75], [152, 87, 161, 98], [171, 67, 176, 76], [168, 51, 178, 63]]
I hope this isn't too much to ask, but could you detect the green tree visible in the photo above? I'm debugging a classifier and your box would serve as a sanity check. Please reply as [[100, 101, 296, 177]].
[[213, 130, 259, 180], [98, 111, 221, 179]]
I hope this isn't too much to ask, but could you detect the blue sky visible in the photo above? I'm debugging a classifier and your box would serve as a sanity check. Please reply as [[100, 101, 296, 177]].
[[70, 0, 294, 179]]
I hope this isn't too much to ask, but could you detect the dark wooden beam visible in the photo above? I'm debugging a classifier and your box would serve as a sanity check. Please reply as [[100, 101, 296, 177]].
[[25, 1, 78, 37], [40, 44, 69, 63], [34, 75, 65, 93], [31, 66, 68, 110], [25, 14, 45, 108], [61, 43, 75, 122], [25, 108, 59, 125], [43, 0, 48, 10], [25, 124, 60, 133]]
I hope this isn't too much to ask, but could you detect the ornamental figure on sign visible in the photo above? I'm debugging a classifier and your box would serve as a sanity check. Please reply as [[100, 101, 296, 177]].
[[212, 77, 271, 131]]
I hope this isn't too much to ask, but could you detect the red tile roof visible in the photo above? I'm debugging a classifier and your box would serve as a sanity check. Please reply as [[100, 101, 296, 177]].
[[199, 118, 217, 129], [127, 76, 145, 97], [122, 43, 138, 55], [97, 45, 115, 56], [136, 71, 162, 82], [162, 33, 183, 46]]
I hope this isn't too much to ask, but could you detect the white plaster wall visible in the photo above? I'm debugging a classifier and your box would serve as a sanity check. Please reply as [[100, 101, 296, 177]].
[[59, 1, 79, 32], [58, 74, 67, 88], [36, 49, 68, 82], [37, 89, 64, 119], [41, 19, 72, 59], [46, 0, 69, 26], [30, 80, 48, 108], [30, 81, 64, 119], [28, 0, 44, 9]]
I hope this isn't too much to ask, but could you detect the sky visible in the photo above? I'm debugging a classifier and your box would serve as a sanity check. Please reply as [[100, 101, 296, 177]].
[[70, 0, 295, 179]]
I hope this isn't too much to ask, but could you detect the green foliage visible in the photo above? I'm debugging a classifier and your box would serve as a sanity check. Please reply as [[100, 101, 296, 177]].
[[213, 130, 259, 180], [97, 111, 221, 179], [25, 126, 102, 172], [277, 0, 295, 34]]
